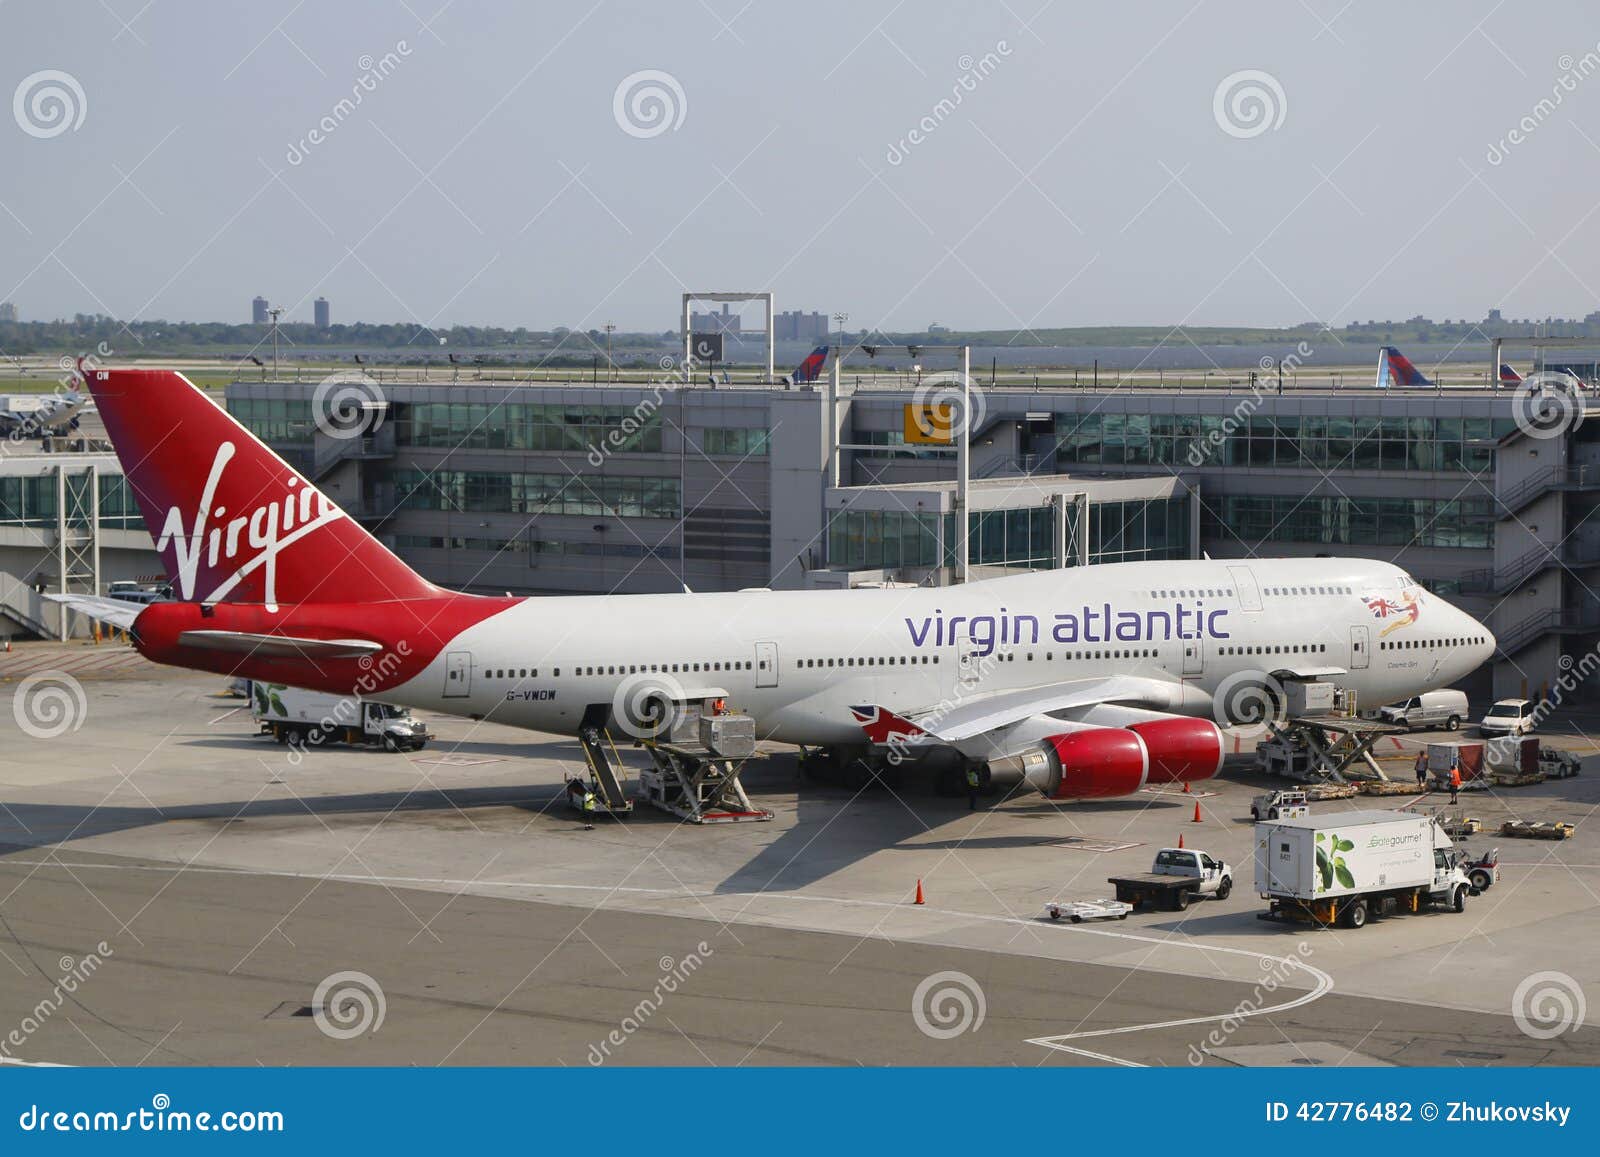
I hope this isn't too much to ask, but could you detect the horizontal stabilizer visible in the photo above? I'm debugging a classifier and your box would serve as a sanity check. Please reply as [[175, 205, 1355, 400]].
[[43, 593, 144, 630], [175, 630, 385, 660]]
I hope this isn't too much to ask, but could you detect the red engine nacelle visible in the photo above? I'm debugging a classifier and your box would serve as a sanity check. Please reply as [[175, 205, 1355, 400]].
[[1043, 728, 1150, 799], [1126, 717, 1225, 784]]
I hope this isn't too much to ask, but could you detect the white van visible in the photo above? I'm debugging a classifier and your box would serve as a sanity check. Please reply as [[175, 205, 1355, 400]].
[[1479, 698, 1538, 738], [1378, 689, 1469, 732]]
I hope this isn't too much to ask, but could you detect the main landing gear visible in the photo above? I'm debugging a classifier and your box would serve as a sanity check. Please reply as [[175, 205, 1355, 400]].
[[797, 745, 906, 791]]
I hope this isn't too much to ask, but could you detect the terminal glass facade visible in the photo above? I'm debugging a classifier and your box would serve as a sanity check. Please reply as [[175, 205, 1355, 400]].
[[228, 397, 315, 445], [1200, 494, 1494, 549], [393, 402, 663, 453], [0, 472, 145, 530], [392, 468, 680, 519], [827, 495, 1189, 571], [1056, 412, 1514, 474]]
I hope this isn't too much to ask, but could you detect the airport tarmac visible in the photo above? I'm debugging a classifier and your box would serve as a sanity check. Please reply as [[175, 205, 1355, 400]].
[[3, 645, 1599, 1067]]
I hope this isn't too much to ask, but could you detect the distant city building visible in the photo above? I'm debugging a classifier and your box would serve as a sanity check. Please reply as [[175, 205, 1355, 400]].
[[772, 310, 830, 343], [0, 301, 16, 323], [252, 296, 269, 324], [314, 297, 330, 329], [927, 323, 950, 335], [690, 303, 741, 335], [1485, 308, 1503, 325]]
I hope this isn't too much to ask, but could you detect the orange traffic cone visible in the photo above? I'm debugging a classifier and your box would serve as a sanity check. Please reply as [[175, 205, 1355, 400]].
[[914, 879, 925, 905], [1177, 833, 1185, 849], [1192, 800, 1203, 823], [1182, 781, 1191, 794]]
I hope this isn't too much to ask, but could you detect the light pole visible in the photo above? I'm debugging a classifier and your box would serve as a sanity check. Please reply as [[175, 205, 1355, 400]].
[[267, 306, 283, 380], [603, 321, 616, 382], [833, 312, 849, 361]]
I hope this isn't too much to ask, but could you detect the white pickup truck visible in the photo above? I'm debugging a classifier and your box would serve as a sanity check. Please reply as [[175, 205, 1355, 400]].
[[250, 681, 430, 752], [1108, 848, 1234, 911]]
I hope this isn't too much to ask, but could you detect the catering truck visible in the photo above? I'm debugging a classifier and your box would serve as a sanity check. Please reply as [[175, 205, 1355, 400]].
[[250, 681, 430, 751], [1254, 810, 1471, 928]]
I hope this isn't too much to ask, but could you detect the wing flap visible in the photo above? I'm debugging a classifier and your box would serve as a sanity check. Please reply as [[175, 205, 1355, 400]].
[[894, 675, 1198, 744]]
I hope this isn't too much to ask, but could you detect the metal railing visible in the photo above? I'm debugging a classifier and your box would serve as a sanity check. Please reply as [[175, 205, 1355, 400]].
[[1459, 539, 1600, 595], [1494, 604, 1600, 657], [1497, 464, 1600, 517]]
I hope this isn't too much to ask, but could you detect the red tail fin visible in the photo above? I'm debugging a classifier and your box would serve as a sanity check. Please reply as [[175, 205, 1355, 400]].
[[84, 368, 437, 606]]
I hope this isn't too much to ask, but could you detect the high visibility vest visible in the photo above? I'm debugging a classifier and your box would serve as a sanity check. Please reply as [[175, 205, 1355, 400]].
[[966, 768, 981, 788]]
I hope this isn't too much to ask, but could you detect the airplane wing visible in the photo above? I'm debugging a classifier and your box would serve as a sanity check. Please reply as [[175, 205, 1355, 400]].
[[43, 593, 144, 630], [866, 675, 1197, 745]]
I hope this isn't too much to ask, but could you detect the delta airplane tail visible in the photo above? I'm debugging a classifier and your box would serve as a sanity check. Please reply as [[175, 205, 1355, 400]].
[[1500, 363, 1523, 384], [785, 345, 829, 385], [1374, 346, 1432, 388]]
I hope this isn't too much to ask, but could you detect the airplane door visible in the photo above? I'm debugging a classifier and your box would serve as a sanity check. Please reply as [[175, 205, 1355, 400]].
[[754, 641, 779, 688], [952, 629, 984, 695], [443, 650, 472, 698], [1227, 565, 1263, 612], [1349, 626, 1370, 670], [1182, 632, 1204, 676]]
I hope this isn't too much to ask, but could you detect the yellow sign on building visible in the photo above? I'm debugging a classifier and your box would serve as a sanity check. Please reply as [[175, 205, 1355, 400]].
[[903, 402, 957, 444]]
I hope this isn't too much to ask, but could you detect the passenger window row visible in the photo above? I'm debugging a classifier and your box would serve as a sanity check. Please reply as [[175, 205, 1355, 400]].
[[1264, 585, 1352, 596], [1219, 643, 1327, 656], [1380, 635, 1485, 651]]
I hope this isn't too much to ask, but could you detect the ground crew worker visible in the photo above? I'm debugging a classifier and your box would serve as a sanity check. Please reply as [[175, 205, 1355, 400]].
[[1414, 749, 1428, 789], [965, 764, 982, 810], [1449, 758, 1462, 805]]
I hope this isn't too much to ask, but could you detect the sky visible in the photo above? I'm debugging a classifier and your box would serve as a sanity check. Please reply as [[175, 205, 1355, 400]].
[[3, 0, 1600, 334]]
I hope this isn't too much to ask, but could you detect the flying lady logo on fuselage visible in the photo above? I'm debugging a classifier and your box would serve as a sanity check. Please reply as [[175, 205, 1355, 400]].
[[1364, 587, 1424, 637], [153, 441, 344, 608]]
